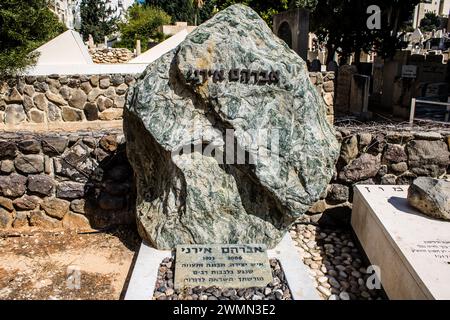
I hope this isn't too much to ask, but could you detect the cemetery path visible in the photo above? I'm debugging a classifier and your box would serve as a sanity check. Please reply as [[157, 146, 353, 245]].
[[0, 227, 140, 300]]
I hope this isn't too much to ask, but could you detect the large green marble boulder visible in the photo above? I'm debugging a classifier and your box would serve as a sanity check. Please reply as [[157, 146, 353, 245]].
[[124, 4, 339, 249]]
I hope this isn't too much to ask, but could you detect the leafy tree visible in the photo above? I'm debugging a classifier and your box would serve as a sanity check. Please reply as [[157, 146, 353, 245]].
[[79, 0, 118, 43], [193, 0, 205, 25], [146, 0, 195, 24], [214, 0, 290, 25], [420, 12, 441, 32], [309, 0, 421, 63], [0, 0, 66, 77], [115, 4, 171, 51]]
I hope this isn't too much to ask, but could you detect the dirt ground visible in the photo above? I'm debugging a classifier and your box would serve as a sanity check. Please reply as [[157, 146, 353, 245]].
[[0, 227, 140, 300]]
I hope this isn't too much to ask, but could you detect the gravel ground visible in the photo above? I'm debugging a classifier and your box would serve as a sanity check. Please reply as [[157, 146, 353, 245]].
[[291, 223, 386, 300], [153, 258, 292, 300]]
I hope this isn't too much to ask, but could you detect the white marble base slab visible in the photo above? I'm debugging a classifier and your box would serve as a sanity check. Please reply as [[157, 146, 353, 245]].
[[352, 185, 450, 300], [124, 234, 319, 300]]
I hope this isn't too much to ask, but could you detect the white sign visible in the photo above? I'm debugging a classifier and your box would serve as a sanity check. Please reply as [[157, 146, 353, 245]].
[[402, 65, 417, 78]]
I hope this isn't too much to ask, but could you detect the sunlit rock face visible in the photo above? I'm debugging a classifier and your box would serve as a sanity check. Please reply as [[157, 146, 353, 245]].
[[124, 4, 339, 249]]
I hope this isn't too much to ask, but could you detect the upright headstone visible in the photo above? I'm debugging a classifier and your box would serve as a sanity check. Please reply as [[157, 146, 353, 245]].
[[310, 59, 321, 72], [272, 8, 310, 61], [350, 74, 371, 117], [335, 65, 358, 113], [136, 40, 141, 56], [326, 61, 338, 73], [124, 4, 339, 250], [87, 34, 95, 49]]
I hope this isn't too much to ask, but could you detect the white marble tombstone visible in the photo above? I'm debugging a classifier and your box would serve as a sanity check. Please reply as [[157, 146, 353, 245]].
[[352, 185, 450, 300]]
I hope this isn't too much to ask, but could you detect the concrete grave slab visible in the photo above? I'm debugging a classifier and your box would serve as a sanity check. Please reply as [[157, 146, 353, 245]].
[[352, 185, 450, 300]]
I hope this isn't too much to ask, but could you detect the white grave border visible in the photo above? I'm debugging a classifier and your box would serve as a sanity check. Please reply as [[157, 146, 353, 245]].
[[124, 234, 320, 300]]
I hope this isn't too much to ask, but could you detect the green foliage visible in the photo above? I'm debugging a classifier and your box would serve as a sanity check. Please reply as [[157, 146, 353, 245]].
[[420, 12, 441, 32], [80, 0, 118, 43], [310, 0, 421, 62], [0, 0, 66, 78], [292, 0, 318, 10], [115, 4, 171, 51], [146, 0, 195, 24], [214, 0, 290, 25]]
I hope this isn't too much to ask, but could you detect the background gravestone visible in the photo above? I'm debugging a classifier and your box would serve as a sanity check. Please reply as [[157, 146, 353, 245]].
[[124, 4, 339, 249]]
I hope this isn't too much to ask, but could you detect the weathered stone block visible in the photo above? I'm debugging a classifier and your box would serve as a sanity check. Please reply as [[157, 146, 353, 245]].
[[61, 106, 83, 122], [390, 162, 408, 174], [383, 144, 407, 163], [56, 181, 85, 199], [18, 139, 41, 154], [339, 154, 381, 183], [62, 212, 90, 229], [0, 208, 13, 228], [97, 96, 113, 111], [47, 103, 62, 122], [90, 75, 99, 87], [406, 140, 449, 177], [4, 104, 26, 125], [115, 83, 128, 95], [59, 86, 72, 100], [0, 160, 15, 173], [6, 87, 23, 103], [68, 89, 87, 109], [33, 93, 48, 111], [42, 136, 68, 155], [408, 177, 450, 221], [0, 173, 27, 197], [13, 211, 29, 228], [28, 174, 55, 196], [99, 135, 117, 152], [84, 102, 98, 120], [99, 77, 110, 89], [14, 154, 44, 173], [70, 199, 85, 214], [0, 196, 14, 211], [381, 174, 397, 185], [98, 108, 122, 120], [29, 109, 45, 123], [0, 140, 17, 159], [23, 95, 34, 112], [339, 136, 358, 164], [41, 197, 70, 219], [23, 85, 35, 97], [327, 184, 349, 203], [13, 195, 40, 210], [53, 142, 96, 182], [124, 4, 339, 249], [45, 91, 66, 106], [30, 210, 61, 228]]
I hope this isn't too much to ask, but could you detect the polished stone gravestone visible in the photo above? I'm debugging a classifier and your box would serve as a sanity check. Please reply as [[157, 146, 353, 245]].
[[174, 244, 273, 289], [352, 185, 450, 300]]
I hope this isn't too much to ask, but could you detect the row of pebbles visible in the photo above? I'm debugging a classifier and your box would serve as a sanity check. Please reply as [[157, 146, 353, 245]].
[[291, 223, 386, 300], [153, 258, 292, 300]]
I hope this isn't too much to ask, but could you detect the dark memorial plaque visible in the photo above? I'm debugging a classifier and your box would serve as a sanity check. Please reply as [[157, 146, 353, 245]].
[[174, 244, 273, 289]]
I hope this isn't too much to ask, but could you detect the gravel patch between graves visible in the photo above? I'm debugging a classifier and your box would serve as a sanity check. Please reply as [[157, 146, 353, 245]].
[[153, 258, 292, 300], [291, 223, 387, 300]]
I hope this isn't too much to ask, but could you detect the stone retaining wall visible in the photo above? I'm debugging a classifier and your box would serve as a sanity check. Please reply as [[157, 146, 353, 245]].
[[89, 48, 134, 64], [0, 74, 135, 127], [1, 127, 449, 231], [0, 129, 134, 230], [303, 128, 450, 226], [0, 72, 335, 127]]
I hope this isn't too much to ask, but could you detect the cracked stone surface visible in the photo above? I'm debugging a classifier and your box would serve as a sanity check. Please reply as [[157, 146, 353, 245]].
[[124, 4, 339, 249]]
